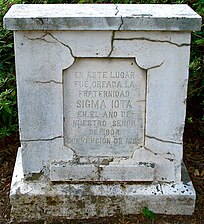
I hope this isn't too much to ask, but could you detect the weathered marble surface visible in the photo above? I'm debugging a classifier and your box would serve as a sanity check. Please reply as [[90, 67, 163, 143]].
[[63, 58, 146, 157], [3, 4, 201, 220], [13, 30, 191, 182], [10, 149, 196, 223], [4, 4, 201, 31], [50, 162, 155, 182]]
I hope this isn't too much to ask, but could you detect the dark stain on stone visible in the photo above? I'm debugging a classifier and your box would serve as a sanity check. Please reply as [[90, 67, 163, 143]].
[[101, 158, 113, 165], [181, 163, 191, 184], [156, 185, 160, 192], [76, 200, 85, 209], [166, 158, 174, 162], [150, 163, 155, 168], [25, 171, 44, 181], [46, 196, 60, 206], [120, 183, 126, 190]]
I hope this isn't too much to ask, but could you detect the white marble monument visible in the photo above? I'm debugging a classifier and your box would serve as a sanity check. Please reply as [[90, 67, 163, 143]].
[[4, 4, 201, 222]]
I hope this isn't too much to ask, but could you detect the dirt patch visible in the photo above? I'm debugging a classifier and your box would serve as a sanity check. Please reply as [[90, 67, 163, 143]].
[[0, 125, 203, 224], [0, 133, 18, 224]]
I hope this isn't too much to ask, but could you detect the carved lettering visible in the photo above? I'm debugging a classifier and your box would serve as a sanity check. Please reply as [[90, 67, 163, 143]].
[[63, 58, 146, 156], [76, 100, 106, 109]]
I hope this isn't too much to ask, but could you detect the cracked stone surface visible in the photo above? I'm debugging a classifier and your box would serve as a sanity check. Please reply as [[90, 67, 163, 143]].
[[114, 37, 190, 47], [3, 4, 201, 220], [114, 4, 119, 16], [13, 28, 193, 183], [21, 135, 63, 142], [4, 4, 201, 31], [9, 149, 196, 222], [63, 58, 146, 157], [114, 31, 192, 45], [50, 161, 155, 182], [34, 80, 62, 84], [145, 135, 182, 145], [48, 33, 76, 58]]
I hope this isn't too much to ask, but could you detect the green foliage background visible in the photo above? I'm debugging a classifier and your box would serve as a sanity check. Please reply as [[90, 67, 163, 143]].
[[0, 0, 203, 139]]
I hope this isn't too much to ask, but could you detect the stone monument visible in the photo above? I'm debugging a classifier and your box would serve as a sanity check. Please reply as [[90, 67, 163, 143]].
[[4, 4, 201, 222]]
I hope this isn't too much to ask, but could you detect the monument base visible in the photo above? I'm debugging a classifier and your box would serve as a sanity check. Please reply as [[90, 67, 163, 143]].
[[10, 149, 196, 222]]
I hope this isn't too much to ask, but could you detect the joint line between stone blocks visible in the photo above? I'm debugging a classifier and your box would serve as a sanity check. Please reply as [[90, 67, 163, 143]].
[[21, 135, 63, 142], [147, 61, 164, 70], [107, 31, 115, 57], [34, 80, 62, 84], [146, 135, 182, 145], [114, 37, 190, 47], [118, 16, 124, 30], [24, 34, 56, 44], [143, 71, 148, 146]]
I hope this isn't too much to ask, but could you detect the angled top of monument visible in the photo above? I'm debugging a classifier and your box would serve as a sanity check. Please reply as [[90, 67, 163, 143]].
[[4, 4, 201, 31]]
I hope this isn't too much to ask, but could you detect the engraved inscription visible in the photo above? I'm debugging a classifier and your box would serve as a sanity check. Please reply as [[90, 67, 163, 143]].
[[63, 58, 146, 156]]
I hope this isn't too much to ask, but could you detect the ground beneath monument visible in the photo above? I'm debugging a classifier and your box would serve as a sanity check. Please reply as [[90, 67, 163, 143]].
[[0, 123, 203, 224]]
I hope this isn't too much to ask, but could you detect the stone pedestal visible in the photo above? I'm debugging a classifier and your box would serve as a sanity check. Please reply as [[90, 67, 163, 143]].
[[4, 4, 201, 222]]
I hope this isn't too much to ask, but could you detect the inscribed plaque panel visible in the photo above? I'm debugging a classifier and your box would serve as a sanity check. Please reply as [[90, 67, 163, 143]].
[[63, 58, 146, 156]]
